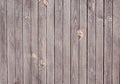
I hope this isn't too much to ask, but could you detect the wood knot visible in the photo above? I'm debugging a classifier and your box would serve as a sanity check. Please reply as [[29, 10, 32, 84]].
[[14, 79, 20, 84], [25, 16, 30, 19], [32, 53, 37, 59], [40, 60, 46, 67], [107, 16, 112, 21], [44, 0, 48, 6], [77, 29, 83, 39]]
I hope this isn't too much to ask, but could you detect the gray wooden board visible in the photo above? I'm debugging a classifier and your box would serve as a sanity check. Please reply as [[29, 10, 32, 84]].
[[104, 0, 113, 84], [46, 0, 55, 84], [70, 0, 79, 84], [63, 0, 70, 84], [7, 0, 16, 84], [55, 0, 63, 84], [87, 0, 96, 84], [79, 0, 87, 84], [14, 0, 23, 84], [113, 0, 120, 84], [23, 0, 32, 84], [0, 0, 7, 84], [31, 0, 39, 84], [38, 1, 47, 84], [96, 0, 104, 84]]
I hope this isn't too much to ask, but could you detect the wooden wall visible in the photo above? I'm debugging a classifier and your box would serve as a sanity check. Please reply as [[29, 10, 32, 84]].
[[0, 0, 120, 84]]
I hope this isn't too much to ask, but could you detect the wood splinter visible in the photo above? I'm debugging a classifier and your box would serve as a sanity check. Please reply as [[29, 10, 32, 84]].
[[77, 29, 83, 39]]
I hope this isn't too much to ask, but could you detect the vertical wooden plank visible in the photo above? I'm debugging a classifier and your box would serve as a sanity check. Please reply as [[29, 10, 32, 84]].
[[104, 0, 113, 84], [79, 0, 87, 84], [55, 0, 63, 84], [96, 0, 103, 84], [47, 0, 54, 84], [23, 0, 31, 84], [38, 1, 46, 84], [63, 0, 70, 83], [70, 0, 79, 83], [0, 0, 7, 84], [87, 0, 96, 84], [113, 0, 120, 84], [31, 0, 39, 84], [14, 0, 23, 84], [7, 0, 16, 83]]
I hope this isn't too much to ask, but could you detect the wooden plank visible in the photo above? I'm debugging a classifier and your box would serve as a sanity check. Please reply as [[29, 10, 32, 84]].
[[79, 0, 87, 84], [31, 0, 39, 84], [104, 0, 113, 84], [46, 0, 54, 84], [0, 0, 7, 84], [63, 0, 70, 84], [96, 0, 103, 84], [70, 0, 79, 83], [14, 0, 23, 84], [38, 1, 46, 84], [113, 0, 120, 84], [7, 0, 16, 84], [55, 0, 63, 84], [23, 0, 31, 84], [87, 0, 96, 84]]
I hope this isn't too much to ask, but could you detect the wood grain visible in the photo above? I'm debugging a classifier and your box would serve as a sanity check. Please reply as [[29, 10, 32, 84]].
[[0, 0, 120, 84]]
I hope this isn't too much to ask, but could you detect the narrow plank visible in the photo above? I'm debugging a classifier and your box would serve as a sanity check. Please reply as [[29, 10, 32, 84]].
[[38, 1, 46, 84], [7, 0, 16, 84], [63, 0, 70, 83], [55, 0, 63, 84], [23, 0, 32, 84], [87, 0, 96, 84], [31, 0, 39, 84], [79, 0, 87, 84], [0, 0, 7, 84], [113, 0, 120, 84], [96, 0, 103, 84], [14, 0, 23, 84], [104, 0, 113, 84], [46, 0, 55, 83], [70, 0, 79, 83]]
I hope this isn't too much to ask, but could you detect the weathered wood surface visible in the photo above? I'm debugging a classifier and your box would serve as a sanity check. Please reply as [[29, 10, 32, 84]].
[[0, 0, 119, 84]]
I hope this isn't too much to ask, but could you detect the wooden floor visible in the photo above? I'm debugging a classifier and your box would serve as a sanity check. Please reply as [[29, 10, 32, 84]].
[[0, 0, 120, 84]]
